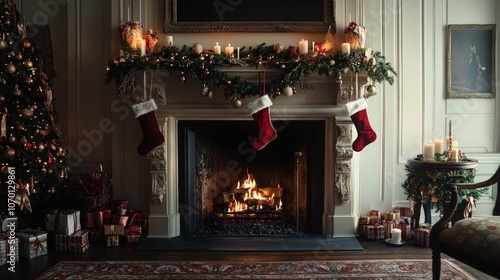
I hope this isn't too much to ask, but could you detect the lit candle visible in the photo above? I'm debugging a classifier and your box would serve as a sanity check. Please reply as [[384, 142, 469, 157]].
[[449, 120, 453, 136], [225, 43, 234, 55], [311, 41, 315, 52], [434, 138, 444, 154], [166, 35, 173, 46], [341, 43, 350, 54], [213, 42, 221, 54], [424, 142, 435, 161], [138, 38, 146, 56], [391, 228, 402, 244], [298, 39, 308, 55]]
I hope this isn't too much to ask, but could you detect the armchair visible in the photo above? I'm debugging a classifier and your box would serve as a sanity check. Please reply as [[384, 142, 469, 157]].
[[430, 165, 500, 280]]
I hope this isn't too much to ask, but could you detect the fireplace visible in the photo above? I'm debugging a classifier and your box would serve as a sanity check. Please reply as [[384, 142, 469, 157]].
[[177, 120, 325, 236], [141, 70, 367, 238]]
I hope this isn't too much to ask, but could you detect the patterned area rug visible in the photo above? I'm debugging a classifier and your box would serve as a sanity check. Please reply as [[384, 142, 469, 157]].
[[36, 259, 474, 280]]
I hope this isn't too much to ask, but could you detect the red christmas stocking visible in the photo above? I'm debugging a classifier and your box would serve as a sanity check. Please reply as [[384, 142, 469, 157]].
[[131, 99, 165, 155], [248, 95, 277, 150], [346, 97, 377, 152]]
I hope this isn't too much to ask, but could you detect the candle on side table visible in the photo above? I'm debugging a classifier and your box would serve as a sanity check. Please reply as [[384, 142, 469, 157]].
[[434, 138, 444, 154], [424, 142, 435, 161]]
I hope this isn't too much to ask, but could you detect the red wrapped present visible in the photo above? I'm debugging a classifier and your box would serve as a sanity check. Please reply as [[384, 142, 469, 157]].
[[16, 229, 48, 260], [414, 223, 432, 247], [95, 208, 112, 230], [394, 206, 413, 217], [363, 223, 384, 240], [45, 210, 81, 235], [398, 223, 412, 241], [103, 224, 124, 236], [106, 235, 119, 247], [124, 226, 142, 236], [112, 215, 129, 227], [127, 209, 143, 227], [55, 230, 89, 253]]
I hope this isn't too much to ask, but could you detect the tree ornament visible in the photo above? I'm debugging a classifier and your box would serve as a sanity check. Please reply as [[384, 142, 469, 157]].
[[22, 108, 34, 117], [5, 63, 15, 74], [329, 60, 335, 66], [38, 143, 46, 152], [23, 60, 33, 69], [293, 87, 297, 94], [5, 147, 15, 158], [22, 40, 31, 49], [20, 136, 27, 144], [192, 43, 203, 54], [366, 84, 376, 94], [15, 53, 22, 60], [200, 84, 210, 96], [0, 39, 7, 49], [283, 86, 293, 97], [231, 97, 242, 108], [384, 70, 391, 77], [274, 43, 284, 54], [8, 135, 15, 142], [368, 57, 377, 66], [178, 72, 186, 83]]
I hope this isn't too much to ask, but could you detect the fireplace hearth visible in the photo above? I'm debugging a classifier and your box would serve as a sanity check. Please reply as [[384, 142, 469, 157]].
[[178, 120, 325, 236]]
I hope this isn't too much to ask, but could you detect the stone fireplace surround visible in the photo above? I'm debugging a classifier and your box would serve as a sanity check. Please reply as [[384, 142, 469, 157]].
[[141, 68, 367, 238]]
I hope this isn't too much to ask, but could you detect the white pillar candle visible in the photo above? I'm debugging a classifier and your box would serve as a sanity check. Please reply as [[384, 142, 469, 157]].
[[299, 39, 308, 55], [311, 41, 315, 52], [166, 36, 173, 46], [237, 47, 240, 59], [449, 120, 453, 136], [138, 39, 146, 56], [423, 142, 434, 161], [225, 43, 234, 55], [434, 138, 444, 154], [451, 147, 459, 161], [213, 42, 221, 54], [391, 228, 402, 244], [341, 43, 350, 54]]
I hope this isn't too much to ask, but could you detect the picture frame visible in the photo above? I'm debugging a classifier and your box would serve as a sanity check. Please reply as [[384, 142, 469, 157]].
[[447, 24, 496, 99], [164, 0, 335, 33]]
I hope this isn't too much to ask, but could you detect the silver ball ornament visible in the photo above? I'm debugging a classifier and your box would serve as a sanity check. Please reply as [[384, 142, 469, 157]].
[[283, 86, 293, 97], [192, 43, 203, 54]]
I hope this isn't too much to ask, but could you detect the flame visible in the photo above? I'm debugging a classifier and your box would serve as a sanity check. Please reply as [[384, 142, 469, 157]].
[[229, 171, 282, 213]]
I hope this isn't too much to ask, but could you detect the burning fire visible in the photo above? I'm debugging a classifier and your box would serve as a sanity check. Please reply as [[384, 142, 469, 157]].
[[228, 171, 282, 212]]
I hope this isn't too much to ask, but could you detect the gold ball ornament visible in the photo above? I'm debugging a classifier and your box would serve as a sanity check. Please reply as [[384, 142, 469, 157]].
[[8, 136, 15, 142], [23, 40, 31, 49], [231, 97, 242, 108], [23, 60, 33, 69], [56, 146, 66, 156], [20, 136, 28, 144], [366, 85, 376, 94], [283, 86, 294, 97], [15, 53, 22, 60], [38, 143, 46, 152], [200, 85, 213, 98], [5, 148, 15, 158], [329, 60, 335, 66], [0, 39, 7, 49], [384, 70, 391, 77], [192, 43, 203, 54], [5, 63, 16, 74], [368, 57, 377, 66]]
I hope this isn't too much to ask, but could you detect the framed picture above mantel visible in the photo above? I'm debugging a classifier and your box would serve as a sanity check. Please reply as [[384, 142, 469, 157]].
[[447, 24, 496, 99], [164, 0, 336, 33]]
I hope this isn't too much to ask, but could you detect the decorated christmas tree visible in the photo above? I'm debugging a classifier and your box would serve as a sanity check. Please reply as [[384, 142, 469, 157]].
[[0, 1, 68, 227]]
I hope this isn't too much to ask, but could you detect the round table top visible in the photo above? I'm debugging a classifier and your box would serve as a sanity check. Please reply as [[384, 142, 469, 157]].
[[406, 158, 478, 170]]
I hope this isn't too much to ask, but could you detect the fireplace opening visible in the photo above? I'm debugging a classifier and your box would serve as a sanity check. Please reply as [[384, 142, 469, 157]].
[[178, 120, 325, 236]]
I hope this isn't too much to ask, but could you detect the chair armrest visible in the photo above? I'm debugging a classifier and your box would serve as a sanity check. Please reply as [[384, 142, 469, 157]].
[[454, 165, 500, 190]]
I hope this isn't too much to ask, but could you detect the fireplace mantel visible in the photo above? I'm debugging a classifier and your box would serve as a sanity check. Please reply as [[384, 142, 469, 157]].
[[137, 69, 369, 237]]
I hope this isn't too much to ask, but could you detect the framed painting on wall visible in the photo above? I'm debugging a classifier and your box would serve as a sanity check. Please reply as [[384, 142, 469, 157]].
[[447, 24, 496, 99], [164, 0, 335, 33]]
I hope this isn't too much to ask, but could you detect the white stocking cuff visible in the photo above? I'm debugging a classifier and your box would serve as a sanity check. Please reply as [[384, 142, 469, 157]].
[[346, 97, 368, 116], [132, 99, 158, 118], [248, 95, 273, 115]]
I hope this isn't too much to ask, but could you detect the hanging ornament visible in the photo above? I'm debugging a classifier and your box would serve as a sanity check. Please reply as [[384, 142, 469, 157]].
[[23, 60, 33, 69], [5, 147, 15, 158], [22, 40, 31, 49], [20, 136, 28, 144], [329, 60, 335, 66], [200, 85, 213, 98], [274, 43, 284, 54], [192, 43, 203, 54], [231, 97, 242, 108], [5, 63, 16, 74], [384, 70, 391, 77], [366, 84, 376, 94], [178, 72, 186, 83], [368, 57, 377, 67], [275, 89, 281, 96], [0, 39, 7, 49], [38, 143, 46, 152], [283, 86, 293, 97], [8, 136, 15, 142], [15, 53, 22, 60], [336, 77, 343, 86]]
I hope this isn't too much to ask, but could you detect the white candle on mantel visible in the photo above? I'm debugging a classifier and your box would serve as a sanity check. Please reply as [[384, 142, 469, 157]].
[[341, 43, 350, 54], [391, 228, 402, 244], [434, 138, 444, 154], [424, 142, 435, 161], [138, 39, 146, 56], [449, 120, 453, 136], [166, 36, 173, 46], [213, 42, 221, 54], [225, 43, 234, 55], [237, 47, 240, 60], [299, 39, 308, 55]]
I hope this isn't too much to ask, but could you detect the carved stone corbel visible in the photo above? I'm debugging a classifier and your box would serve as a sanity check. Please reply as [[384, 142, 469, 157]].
[[147, 146, 167, 204]]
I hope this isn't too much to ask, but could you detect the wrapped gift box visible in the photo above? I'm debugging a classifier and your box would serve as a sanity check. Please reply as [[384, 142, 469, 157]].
[[83, 212, 95, 229], [95, 208, 112, 231], [124, 226, 142, 236], [398, 223, 412, 241], [0, 237, 19, 266], [55, 230, 89, 253], [45, 210, 81, 235], [112, 215, 129, 227], [383, 221, 395, 239], [103, 224, 124, 236], [16, 229, 48, 260], [414, 224, 432, 247], [394, 206, 413, 217], [127, 209, 143, 227], [121, 234, 140, 243], [106, 235, 119, 247], [363, 223, 385, 240]]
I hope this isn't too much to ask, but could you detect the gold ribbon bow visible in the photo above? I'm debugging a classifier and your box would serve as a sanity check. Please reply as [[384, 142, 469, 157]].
[[14, 182, 32, 214], [463, 196, 477, 218]]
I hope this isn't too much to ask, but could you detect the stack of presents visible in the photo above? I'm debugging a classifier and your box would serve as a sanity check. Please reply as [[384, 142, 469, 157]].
[[0, 199, 147, 265], [358, 206, 432, 247]]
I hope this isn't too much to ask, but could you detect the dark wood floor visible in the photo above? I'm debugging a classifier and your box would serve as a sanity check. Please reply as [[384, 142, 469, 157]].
[[1, 237, 496, 280]]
